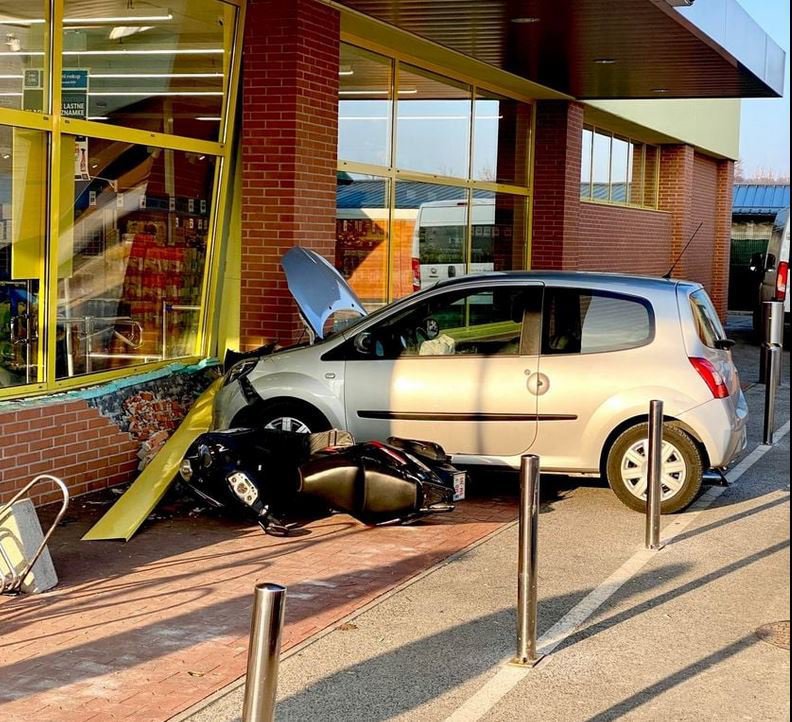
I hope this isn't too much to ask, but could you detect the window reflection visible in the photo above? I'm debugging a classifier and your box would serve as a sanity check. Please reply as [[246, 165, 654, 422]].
[[0, 4, 49, 112], [610, 136, 629, 202], [61, 0, 235, 140], [580, 127, 593, 200], [336, 172, 389, 308], [473, 90, 530, 185], [396, 65, 471, 178], [338, 45, 392, 167], [57, 136, 214, 378], [0, 125, 46, 388]]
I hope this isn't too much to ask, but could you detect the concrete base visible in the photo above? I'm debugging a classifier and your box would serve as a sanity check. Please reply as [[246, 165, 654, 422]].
[[0, 498, 58, 594]]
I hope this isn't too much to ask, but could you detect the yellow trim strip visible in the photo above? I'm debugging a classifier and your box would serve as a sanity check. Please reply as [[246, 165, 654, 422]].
[[61, 118, 224, 156]]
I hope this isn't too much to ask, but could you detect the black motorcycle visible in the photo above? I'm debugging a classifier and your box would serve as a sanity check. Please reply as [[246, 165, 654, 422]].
[[178, 428, 463, 535]]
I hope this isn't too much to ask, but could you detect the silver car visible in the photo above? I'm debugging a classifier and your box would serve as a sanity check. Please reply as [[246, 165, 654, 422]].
[[215, 248, 748, 513]]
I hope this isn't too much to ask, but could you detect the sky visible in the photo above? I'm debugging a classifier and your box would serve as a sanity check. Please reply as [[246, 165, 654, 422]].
[[737, 0, 790, 179]]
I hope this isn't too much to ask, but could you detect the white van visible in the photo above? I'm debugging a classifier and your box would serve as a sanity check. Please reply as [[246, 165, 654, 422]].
[[412, 199, 497, 288], [752, 208, 790, 343]]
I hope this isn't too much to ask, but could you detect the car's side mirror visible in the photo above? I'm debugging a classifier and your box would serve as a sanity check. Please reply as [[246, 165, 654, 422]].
[[353, 331, 374, 355], [749, 252, 765, 274]]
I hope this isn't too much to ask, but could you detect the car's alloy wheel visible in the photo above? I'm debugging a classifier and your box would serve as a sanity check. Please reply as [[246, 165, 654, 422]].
[[263, 416, 312, 434], [606, 423, 703, 513]]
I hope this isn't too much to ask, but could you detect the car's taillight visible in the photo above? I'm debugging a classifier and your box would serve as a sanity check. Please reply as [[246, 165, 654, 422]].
[[689, 357, 729, 399], [412, 258, 421, 292], [775, 261, 788, 301]]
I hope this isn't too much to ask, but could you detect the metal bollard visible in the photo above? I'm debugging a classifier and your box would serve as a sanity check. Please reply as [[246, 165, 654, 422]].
[[511, 454, 543, 667], [645, 400, 664, 551], [762, 301, 784, 445], [242, 583, 287, 722]]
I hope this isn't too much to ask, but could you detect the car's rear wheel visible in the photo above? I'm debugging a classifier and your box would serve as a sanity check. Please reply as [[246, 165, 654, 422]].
[[606, 423, 703, 513], [258, 401, 331, 435]]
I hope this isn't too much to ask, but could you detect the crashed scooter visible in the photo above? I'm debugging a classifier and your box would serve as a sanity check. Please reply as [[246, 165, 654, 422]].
[[178, 428, 464, 535]]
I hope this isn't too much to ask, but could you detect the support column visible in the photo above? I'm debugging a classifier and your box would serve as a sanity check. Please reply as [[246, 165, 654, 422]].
[[240, 0, 340, 350], [530, 101, 584, 270], [712, 159, 735, 319], [658, 144, 695, 279]]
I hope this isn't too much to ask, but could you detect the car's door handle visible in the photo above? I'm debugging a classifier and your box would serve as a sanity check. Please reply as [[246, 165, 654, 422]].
[[526, 372, 550, 396]]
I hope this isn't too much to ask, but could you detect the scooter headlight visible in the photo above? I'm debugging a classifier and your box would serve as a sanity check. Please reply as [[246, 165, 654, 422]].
[[179, 459, 193, 481]]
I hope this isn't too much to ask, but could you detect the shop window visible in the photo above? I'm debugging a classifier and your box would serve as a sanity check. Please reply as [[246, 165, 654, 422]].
[[0, 5, 49, 113], [61, 0, 236, 140], [336, 172, 389, 308], [0, 125, 47, 389], [582, 124, 659, 209], [56, 136, 214, 378], [338, 45, 392, 167], [396, 65, 471, 179]]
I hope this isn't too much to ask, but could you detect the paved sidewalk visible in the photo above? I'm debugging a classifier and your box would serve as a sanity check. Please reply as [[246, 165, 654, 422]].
[[185, 325, 790, 721]]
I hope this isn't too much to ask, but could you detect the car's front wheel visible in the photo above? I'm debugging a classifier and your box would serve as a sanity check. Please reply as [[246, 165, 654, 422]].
[[257, 401, 331, 435], [606, 423, 704, 513]]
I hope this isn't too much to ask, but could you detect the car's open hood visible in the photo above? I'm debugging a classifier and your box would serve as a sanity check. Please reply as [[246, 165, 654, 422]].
[[281, 247, 367, 340]]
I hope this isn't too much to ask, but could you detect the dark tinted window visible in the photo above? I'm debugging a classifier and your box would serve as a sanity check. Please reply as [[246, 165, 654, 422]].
[[542, 288, 653, 355], [689, 289, 725, 348]]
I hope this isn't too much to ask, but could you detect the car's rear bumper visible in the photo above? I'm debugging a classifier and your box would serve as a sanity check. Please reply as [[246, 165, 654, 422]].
[[679, 392, 748, 468]]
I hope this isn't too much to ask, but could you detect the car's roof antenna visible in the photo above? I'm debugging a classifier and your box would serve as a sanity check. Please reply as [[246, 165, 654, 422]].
[[663, 221, 704, 279]]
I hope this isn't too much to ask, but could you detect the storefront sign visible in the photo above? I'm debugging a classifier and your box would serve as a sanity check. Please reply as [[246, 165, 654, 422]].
[[62, 70, 89, 118]]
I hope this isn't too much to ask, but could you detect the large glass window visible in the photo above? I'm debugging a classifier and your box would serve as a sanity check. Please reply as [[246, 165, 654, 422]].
[[0, 5, 49, 113], [396, 65, 471, 178], [56, 137, 215, 378], [473, 90, 530, 186], [581, 124, 659, 209], [61, 0, 236, 140], [336, 172, 389, 308], [338, 43, 533, 304], [338, 45, 392, 167], [1, 125, 47, 389]]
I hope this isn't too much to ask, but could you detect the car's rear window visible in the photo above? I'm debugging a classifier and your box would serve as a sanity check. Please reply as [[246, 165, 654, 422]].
[[689, 289, 726, 348], [542, 288, 653, 355]]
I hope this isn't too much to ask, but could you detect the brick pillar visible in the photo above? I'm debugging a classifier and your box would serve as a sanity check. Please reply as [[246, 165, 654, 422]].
[[658, 144, 695, 279], [530, 101, 584, 270], [240, 0, 340, 350], [711, 159, 735, 319]]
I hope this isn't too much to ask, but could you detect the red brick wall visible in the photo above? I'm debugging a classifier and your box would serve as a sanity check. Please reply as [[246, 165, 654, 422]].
[[0, 403, 138, 507], [658, 145, 696, 280], [531, 101, 584, 270], [240, 0, 340, 349], [712, 159, 735, 317], [578, 204, 672, 275]]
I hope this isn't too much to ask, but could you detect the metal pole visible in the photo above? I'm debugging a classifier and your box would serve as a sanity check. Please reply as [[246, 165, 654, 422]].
[[242, 583, 287, 722], [763, 346, 782, 445], [512, 454, 543, 667], [762, 301, 784, 446], [645, 400, 663, 551]]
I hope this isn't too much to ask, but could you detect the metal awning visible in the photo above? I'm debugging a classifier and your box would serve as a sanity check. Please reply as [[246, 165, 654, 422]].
[[331, 0, 784, 99]]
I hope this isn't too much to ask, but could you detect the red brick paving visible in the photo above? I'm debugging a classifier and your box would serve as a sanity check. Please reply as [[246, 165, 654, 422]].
[[0, 491, 516, 722]]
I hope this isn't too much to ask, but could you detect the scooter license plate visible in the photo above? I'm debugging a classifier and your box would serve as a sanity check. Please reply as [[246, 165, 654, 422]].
[[453, 472, 466, 501]]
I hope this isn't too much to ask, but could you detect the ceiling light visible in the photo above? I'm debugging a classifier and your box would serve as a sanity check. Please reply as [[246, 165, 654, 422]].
[[338, 65, 354, 77], [91, 72, 223, 79], [511, 17, 540, 24], [0, 73, 23, 78], [652, 88, 669, 93], [593, 58, 616, 64], [339, 89, 417, 96], [89, 91, 223, 96], [63, 48, 224, 56], [196, 116, 222, 121], [64, 13, 173, 24], [87, 116, 107, 121]]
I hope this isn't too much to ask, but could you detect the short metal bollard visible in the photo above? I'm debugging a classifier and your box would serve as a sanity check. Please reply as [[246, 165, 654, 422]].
[[242, 583, 287, 722], [762, 301, 784, 445], [511, 454, 543, 667], [645, 400, 664, 551]]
